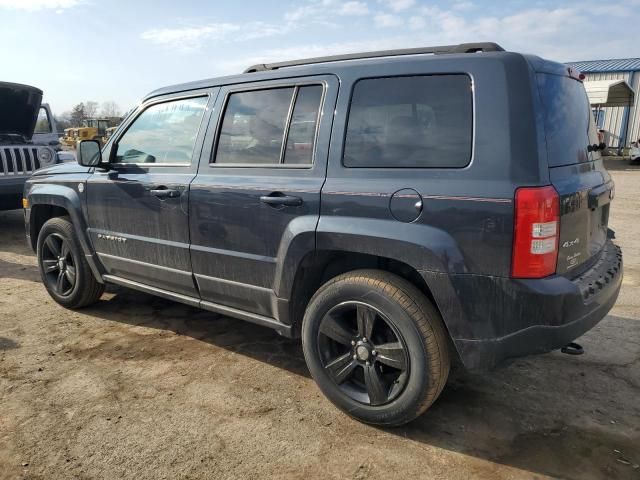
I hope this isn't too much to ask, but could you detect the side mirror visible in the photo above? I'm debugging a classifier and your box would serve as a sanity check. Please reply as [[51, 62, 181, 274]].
[[77, 140, 103, 167]]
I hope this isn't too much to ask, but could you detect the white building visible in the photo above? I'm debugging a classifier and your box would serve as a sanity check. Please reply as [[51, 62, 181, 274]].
[[566, 58, 640, 150]]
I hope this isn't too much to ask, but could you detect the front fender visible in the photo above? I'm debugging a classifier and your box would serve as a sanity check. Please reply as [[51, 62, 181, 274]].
[[26, 182, 104, 283]]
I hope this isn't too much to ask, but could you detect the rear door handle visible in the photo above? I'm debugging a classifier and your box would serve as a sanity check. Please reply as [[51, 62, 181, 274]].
[[260, 193, 303, 207], [150, 188, 181, 199]]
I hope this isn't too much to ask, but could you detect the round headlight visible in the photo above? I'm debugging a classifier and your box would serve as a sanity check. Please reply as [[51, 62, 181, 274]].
[[38, 148, 54, 165]]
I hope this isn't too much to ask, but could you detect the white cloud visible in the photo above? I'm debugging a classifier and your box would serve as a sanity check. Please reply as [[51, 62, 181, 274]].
[[285, 3, 320, 22], [146, 0, 373, 52], [0, 0, 80, 10], [147, 1, 638, 61], [216, 38, 412, 74], [379, 0, 415, 12], [374, 13, 403, 27], [141, 25, 234, 47], [285, 0, 370, 25], [141, 22, 287, 50], [452, 1, 474, 10], [339, 1, 369, 16], [401, 4, 635, 60], [408, 15, 425, 30]]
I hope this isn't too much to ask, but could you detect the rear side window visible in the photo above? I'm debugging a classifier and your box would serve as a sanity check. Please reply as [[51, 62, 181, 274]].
[[214, 85, 323, 166], [344, 75, 473, 168], [284, 85, 323, 165], [537, 74, 597, 167]]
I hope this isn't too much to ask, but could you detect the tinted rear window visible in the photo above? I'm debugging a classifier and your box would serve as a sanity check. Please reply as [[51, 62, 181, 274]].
[[214, 85, 323, 166], [537, 74, 600, 167], [343, 75, 473, 168]]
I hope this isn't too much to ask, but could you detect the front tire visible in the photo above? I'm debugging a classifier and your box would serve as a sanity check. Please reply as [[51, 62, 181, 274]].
[[37, 217, 104, 308], [302, 270, 450, 426]]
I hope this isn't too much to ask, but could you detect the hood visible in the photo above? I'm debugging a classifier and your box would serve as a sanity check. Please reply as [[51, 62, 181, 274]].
[[33, 162, 92, 177], [0, 81, 43, 139]]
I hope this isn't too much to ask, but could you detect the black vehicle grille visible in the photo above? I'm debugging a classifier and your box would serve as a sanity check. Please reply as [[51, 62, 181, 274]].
[[0, 147, 41, 175]]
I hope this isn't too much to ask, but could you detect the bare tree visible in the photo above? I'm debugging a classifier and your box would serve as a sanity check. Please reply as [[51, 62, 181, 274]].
[[84, 101, 99, 118], [100, 101, 121, 118]]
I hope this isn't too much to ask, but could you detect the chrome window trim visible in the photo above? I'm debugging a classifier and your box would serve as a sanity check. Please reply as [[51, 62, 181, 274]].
[[109, 92, 211, 168], [209, 80, 327, 169]]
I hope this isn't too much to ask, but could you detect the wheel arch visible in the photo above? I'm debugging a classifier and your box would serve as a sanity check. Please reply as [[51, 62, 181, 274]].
[[29, 203, 70, 251], [274, 216, 463, 350], [285, 249, 461, 364], [27, 184, 104, 283]]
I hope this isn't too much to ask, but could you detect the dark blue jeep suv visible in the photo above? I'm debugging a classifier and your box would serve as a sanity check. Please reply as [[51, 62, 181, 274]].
[[23, 43, 623, 426]]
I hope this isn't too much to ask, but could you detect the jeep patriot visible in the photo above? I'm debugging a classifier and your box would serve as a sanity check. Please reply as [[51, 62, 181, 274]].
[[23, 43, 623, 426]]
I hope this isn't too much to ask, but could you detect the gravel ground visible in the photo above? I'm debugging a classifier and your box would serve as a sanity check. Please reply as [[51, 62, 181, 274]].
[[1, 162, 639, 480]]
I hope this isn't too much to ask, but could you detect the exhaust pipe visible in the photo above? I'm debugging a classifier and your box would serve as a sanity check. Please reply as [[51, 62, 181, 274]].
[[561, 342, 584, 355]]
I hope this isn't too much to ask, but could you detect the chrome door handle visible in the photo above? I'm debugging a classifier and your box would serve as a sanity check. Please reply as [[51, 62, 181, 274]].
[[260, 194, 303, 207], [150, 188, 180, 199]]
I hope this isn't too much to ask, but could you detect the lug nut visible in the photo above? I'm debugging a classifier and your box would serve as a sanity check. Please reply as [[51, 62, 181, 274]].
[[362, 337, 367, 343], [372, 350, 377, 356], [365, 361, 370, 366], [353, 354, 357, 360], [351, 340, 356, 346]]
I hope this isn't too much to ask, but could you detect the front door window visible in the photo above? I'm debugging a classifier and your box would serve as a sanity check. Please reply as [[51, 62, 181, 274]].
[[114, 96, 208, 165]]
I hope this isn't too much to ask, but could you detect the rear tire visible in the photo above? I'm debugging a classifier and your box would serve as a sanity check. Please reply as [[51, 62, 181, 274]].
[[37, 217, 104, 308], [302, 269, 450, 426]]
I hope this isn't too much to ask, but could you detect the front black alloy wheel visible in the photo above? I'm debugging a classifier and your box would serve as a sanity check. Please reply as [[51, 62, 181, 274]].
[[41, 233, 77, 297], [37, 217, 104, 308], [318, 301, 409, 406]]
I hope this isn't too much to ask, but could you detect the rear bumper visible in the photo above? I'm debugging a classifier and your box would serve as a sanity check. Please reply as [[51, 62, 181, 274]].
[[422, 240, 623, 370]]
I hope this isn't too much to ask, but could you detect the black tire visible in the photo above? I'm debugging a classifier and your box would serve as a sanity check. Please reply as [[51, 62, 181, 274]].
[[36, 216, 104, 308], [302, 269, 450, 426]]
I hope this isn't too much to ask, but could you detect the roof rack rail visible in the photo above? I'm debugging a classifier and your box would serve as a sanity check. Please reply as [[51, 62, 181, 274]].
[[244, 42, 505, 73]]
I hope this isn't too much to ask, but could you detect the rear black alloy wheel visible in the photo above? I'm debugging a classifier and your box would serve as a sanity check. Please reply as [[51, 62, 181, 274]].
[[302, 270, 450, 426], [41, 233, 77, 297], [318, 301, 409, 406]]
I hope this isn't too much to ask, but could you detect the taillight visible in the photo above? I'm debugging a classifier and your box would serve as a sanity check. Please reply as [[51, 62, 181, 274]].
[[511, 186, 560, 278]]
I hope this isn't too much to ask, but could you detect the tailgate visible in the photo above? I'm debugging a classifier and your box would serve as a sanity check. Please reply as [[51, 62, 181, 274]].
[[550, 166, 612, 274], [537, 72, 613, 274]]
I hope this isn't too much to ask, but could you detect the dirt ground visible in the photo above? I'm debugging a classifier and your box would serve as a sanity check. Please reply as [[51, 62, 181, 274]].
[[1, 161, 639, 480]]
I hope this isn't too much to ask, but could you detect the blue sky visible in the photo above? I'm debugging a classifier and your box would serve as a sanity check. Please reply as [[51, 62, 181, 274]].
[[1, 0, 638, 116]]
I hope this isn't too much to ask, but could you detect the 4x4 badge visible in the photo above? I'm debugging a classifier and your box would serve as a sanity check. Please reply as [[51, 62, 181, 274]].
[[562, 238, 580, 248]]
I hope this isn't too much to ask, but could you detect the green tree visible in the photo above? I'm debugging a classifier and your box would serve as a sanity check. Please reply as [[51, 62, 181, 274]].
[[70, 103, 86, 126]]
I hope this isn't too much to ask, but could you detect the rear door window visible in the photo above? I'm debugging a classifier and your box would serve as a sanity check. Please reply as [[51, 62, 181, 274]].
[[214, 85, 323, 166], [284, 85, 323, 165], [343, 75, 473, 168]]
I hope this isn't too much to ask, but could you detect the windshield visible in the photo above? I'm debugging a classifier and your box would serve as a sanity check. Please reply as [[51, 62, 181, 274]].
[[34, 107, 51, 134]]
